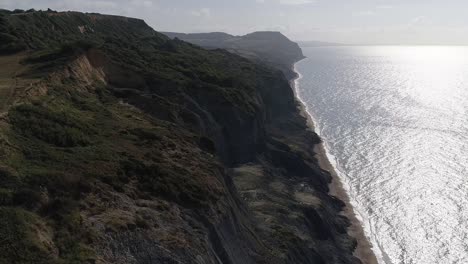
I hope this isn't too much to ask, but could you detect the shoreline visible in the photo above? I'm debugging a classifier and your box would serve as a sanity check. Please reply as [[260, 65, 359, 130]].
[[290, 60, 379, 264]]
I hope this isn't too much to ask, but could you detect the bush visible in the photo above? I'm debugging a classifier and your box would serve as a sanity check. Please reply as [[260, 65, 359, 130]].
[[9, 104, 93, 147], [11, 9, 25, 14], [25, 40, 99, 65], [0, 16, 27, 54], [59, 40, 100, 56], [121, 158, 213, 207], [0, 10, 11, 16], [0, 189, 13, 206], [0, 166, 20, 188], [0, 208, 52, 263], [12, 189, 44, 209]]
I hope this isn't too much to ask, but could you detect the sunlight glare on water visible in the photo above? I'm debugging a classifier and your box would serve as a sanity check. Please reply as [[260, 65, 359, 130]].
[[295, 46, 468, 264]]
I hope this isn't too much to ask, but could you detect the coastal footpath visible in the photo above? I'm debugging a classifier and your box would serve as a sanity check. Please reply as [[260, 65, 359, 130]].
[[1, 9, 367, 263]]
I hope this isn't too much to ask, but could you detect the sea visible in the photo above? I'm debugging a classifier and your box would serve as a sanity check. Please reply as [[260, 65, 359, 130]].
[[295, 46, 468, 264]]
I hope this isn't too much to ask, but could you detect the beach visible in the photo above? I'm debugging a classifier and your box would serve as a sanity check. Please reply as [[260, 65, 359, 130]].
[[292, 61, 379, 264]]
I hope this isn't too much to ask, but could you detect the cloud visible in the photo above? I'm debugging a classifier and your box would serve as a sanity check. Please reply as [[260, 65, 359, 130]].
[[256, 0, 315, 5], [190, 8, 211, 18], [130, 0, 154, 7], [0, 0, 158, 13], [50, 0, 119, 13], [279, 0, 315, 5], [409, 16, 426, 26], [0, 0, 114, 11], [376, 5, 393, 9], [263, 24, 289, 31], [353, 10, 376, 17]]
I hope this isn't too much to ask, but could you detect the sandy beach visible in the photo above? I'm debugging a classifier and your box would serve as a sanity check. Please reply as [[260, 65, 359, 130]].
[[291, 62, 379, 264]]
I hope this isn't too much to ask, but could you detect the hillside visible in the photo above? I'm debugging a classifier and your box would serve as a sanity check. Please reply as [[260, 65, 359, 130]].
[[0, 10, 361, 264], [162, 31, 304, 79]]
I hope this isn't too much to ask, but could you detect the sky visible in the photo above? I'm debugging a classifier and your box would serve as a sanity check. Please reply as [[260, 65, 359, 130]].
[[2, 0, 468, 45]]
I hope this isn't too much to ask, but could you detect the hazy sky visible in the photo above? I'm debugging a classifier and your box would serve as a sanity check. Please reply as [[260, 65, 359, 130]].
[[2, 0, 468, 44]]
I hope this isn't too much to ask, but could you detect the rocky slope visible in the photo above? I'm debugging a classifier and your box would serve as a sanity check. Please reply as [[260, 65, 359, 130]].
[[0, 10, 361, 264]]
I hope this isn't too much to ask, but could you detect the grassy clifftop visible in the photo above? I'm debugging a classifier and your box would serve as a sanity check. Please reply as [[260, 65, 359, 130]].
[[1, 10, 157, 51]]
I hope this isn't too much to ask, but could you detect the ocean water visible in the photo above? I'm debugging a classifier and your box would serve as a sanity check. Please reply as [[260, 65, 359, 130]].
[[295, 46, 468, 264]]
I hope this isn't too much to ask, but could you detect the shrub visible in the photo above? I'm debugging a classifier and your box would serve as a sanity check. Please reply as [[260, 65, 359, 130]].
[[12, 189, 44, 209], [0, 16, 27, 54], [25, 40, 99, 65], [11, 9, 25, 14], [0, 189, 13, 206], [9, 104, 92, 147], [59, 40, 100, 56], [0, 166, 20, 188], [121, 158, 214, 207], [0, 208, 52, 263]]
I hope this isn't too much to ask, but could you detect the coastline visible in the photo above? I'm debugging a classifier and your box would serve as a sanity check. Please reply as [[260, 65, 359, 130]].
[[290, 60, 379, 264]]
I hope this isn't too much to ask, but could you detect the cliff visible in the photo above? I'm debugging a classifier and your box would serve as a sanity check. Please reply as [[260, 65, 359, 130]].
[[0, 10, 360, 264], [162, 31, 304, 79]]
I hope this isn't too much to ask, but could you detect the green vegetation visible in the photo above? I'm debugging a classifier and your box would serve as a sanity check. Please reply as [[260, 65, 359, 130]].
[[0, 13, 26, 54], [1, 9, 274, 113], [0, 73, 225, 262], [0, 9, 289, 263], [0, 54, 23, 111], [9, 103, 93, 147], [0, 208, 51, 264]]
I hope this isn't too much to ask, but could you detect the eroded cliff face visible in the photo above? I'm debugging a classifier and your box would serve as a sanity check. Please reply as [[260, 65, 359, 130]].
[[0, 10, 360, 264]]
